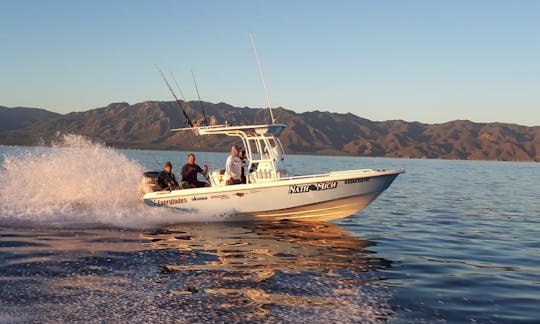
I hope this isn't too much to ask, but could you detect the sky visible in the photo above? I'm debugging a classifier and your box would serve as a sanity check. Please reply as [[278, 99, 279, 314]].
[[1, 0, 539, 126]]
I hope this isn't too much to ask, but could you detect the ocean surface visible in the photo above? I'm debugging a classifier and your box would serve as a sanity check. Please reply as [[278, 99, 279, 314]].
[[0, 135, 538, 323]]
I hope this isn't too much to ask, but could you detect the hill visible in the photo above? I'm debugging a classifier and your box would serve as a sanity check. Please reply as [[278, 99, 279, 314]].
[[0, 106, 61, 132], [0, 101, 538, 161]]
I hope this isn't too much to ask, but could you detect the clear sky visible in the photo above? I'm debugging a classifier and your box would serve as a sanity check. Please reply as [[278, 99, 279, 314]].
[[1, 0, 539, 126]]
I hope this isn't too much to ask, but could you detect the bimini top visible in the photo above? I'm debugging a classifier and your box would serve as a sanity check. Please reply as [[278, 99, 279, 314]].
[[171, 123, 287, 137]]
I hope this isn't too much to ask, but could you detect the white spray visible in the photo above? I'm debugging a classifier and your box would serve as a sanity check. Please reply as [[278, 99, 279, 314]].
[[0, 134, 213, 228]]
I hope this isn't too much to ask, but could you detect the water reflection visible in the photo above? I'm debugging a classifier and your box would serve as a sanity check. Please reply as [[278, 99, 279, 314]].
[[0, 221, 394, 322], [148, 221, 387, 274], [144, 220, 394, 321]]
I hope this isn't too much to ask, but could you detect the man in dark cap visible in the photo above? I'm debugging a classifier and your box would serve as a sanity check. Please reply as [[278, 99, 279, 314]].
[[157, 161, 179, 190]]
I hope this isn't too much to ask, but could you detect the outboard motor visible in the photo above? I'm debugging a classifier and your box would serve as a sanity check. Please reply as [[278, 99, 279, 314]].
[[141, 171, 161, 193]]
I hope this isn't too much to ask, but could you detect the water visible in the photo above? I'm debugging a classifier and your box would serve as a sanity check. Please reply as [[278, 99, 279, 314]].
[[0, 135, 539, 323]]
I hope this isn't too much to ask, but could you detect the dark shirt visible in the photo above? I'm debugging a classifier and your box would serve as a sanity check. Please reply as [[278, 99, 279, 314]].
[[240, 157, 247, 184], [157, 171, 178, 190], [181, 163, 206, 188]]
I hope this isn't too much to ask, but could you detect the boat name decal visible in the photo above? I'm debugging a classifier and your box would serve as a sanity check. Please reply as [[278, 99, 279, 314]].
[[344, 177, 371, 184], [191, 196, 208, 201], [211, 194, 230, 200], [288, 181, 338, 194], [155, 198, 187, 206]]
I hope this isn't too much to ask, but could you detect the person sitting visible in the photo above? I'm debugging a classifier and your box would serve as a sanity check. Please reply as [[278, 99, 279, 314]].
[[225, 145, 244, 185], [181, 153, 210, 188], [157, 161, 179, 190]]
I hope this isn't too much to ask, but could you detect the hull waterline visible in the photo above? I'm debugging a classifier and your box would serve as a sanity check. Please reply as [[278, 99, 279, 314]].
[[238, 192, 382, 221]]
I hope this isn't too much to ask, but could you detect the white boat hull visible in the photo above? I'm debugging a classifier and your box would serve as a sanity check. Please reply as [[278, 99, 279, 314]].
[[143, 169, 402, 222]]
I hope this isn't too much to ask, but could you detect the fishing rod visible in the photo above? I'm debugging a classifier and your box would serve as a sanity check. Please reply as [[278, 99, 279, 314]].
[[156, 65, 194, 127], [171, 73, 187, 101], [250, 33, 275, 124], [191, 70, 209, 126]]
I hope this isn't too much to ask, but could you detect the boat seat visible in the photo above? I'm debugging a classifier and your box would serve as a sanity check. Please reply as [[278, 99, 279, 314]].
[[210, 169, 229, 186]]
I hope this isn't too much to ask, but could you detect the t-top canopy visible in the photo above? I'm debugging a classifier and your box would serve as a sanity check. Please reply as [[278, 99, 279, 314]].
[[171, 124, 287, 137]]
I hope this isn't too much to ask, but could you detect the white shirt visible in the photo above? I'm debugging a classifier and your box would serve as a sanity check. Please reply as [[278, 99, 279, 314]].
[[225, 155, 242, 180]]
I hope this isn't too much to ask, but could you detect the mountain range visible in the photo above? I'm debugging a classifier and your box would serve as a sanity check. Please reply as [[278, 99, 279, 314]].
[[0, 101, 538, 162]]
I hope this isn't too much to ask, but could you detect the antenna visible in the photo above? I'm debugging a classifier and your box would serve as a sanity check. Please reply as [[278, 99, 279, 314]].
[[250, 33, 275, 124]]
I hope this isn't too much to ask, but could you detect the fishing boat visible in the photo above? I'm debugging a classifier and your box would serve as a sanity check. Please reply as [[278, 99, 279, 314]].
[[141, 122, 403, 221], [145, 37, 403, 221]]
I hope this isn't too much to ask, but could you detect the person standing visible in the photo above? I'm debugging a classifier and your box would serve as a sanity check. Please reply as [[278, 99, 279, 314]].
[[225, 145, 243, 185], [181, 153, 210, 188], [239, 149, 249, 184], [157, 161, 179, 190]]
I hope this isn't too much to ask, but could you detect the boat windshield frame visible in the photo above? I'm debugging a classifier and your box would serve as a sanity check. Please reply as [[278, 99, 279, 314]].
[[171, 124, 287, 183]]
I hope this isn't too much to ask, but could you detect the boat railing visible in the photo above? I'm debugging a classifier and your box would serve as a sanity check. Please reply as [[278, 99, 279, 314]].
[[249, 169, 280, 183], [279, 169, 376, 181], [329, 169, 375, 175], [209, 168, 381, 186]]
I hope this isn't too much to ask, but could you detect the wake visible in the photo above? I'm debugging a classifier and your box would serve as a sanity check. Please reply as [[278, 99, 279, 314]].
[[0, 135, 214, 228]]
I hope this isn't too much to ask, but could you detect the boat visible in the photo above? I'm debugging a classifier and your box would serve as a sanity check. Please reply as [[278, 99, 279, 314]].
[[141, 122, 404, 221]]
